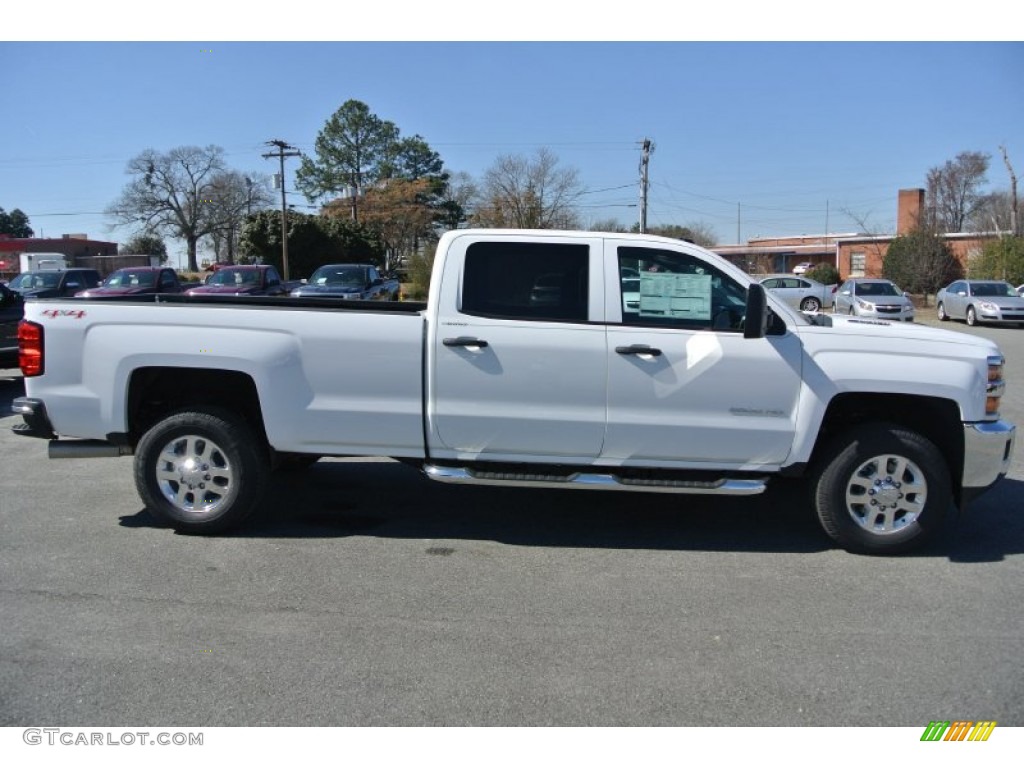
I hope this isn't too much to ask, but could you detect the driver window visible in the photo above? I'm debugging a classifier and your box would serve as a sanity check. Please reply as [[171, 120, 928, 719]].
[[617, 246, 748, 331]]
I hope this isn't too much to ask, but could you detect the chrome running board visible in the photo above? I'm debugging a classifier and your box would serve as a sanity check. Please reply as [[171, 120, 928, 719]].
[[423, 464, 766, 496]]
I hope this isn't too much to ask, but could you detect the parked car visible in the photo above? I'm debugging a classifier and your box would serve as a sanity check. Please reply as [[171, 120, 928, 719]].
[[76, 267, 183, 298], [834, 278, 915, 321], [792, 262, 814, 275], [290, 264, 399, 301], [8, 268, 102, 299], [0, 282, 24, 368], [185, 265, 293, 296], [936, 280, 1024, 327], [759, 275, 834, 313]]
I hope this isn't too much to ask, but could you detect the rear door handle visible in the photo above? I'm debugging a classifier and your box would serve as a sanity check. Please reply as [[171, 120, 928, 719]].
[[615, 344, 662, 357], [443, 337, 489, 348]]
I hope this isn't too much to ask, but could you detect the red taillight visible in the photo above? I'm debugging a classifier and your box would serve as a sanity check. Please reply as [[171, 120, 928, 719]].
[[18, 320, 44, 377]]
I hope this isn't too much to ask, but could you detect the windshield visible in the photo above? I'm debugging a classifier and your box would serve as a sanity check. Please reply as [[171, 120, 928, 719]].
[[309, 266, 367, 286], [971, 282, 1018, 298], [21, 272, 62, 290], [856, 282, 901, 297], [8, 273, 30, 291], [209, 268, 260, 286], [104, 270, 155, 288]]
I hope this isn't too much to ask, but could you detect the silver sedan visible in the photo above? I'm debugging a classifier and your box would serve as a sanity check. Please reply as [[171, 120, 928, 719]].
[[834, 278, 915, 321], [936, 280, 1024, 327], [759, 275, 835, 313]]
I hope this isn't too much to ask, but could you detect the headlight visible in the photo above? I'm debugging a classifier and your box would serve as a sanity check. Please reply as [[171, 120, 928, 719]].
[[856, 299, 873, 309], [987, 355, 1005, 417], [978, 301, 999, 312]]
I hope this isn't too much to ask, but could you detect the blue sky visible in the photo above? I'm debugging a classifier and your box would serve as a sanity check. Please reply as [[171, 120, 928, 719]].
[[1, 35, 1021, 267]]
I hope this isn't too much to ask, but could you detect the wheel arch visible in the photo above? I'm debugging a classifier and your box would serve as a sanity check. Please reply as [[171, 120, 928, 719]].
[[808, 393, 965, 504], [126, 366, 269, 453]]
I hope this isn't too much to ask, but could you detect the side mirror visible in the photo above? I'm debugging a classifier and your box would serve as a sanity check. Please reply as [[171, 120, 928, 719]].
[[372, 277, 384, 286], [744, 283, 770, 339], [840, 290, 851, 296]]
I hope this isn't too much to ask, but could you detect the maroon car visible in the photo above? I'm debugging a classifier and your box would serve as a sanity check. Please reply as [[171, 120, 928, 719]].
[[186, 265, 291, 296], [76, 267, 183, 297]]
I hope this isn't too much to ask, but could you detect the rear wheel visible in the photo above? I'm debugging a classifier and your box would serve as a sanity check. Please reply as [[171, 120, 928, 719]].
[[134, 408, 268, 534], [800, 297, 821, 312], [811, 423, 952, 555], [937, 302, 948, 321]]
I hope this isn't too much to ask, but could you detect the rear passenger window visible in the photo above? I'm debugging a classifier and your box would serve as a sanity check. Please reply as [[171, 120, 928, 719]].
[[461, 242, 589, 322]]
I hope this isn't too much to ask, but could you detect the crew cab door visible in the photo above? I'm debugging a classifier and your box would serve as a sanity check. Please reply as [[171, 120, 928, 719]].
[[428, 234, 607, 461], [603, 241, 802, 467]]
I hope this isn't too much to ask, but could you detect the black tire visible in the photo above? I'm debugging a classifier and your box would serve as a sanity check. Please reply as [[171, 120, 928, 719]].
[[848, 304, 856, 316], [811, 423, 952, 555], [937, 302, 948, 321], [966, 306, 977, 326], [134, 408, 268, 534], [800, 297, 821, 312]]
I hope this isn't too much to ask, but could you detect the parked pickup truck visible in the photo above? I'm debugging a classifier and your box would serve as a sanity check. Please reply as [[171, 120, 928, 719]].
[[186, 264, 297, 296], [290, 263, 400, 301], [11, 229, 1016, 554]]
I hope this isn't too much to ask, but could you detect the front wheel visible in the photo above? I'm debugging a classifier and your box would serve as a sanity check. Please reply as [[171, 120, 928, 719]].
[[811, 423, 952, 554], [966, 306, 978, 326], [134, 408, 268, 533]]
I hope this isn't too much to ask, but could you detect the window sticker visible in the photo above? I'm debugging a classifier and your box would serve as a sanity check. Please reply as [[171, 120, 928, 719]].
[[638, 273, 712, 320]]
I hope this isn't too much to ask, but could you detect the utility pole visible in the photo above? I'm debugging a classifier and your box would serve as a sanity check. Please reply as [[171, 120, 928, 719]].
[[262, 139, 301, 280], [1000, 145, 1019, 236], [639, 138, 652, 233]]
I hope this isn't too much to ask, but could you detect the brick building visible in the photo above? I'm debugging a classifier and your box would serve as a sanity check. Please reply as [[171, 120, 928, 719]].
[[0, 234, 119, 276], [712, 188, 999, 279]]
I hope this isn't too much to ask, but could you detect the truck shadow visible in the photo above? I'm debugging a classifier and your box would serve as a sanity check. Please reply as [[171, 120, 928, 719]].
[[0, 370, 25, 415], [121, 459, 1024, 560]]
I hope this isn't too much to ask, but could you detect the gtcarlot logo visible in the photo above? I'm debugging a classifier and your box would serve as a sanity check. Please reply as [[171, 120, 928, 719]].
[[920, 721, 997, 742], [23, 729, 203, 746]]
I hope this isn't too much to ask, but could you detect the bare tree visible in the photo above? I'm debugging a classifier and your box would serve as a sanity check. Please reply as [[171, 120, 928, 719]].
[[473, 148, 582, 229], [107, 145, 227, 272], [203, 171, 273, 264], [435, 171, 478, 232], [925, 151, 990, 233]]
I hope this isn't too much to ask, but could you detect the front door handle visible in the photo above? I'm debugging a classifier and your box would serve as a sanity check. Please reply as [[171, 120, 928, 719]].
[[443, 337, 489, 348], [615, 344, 662, 357]]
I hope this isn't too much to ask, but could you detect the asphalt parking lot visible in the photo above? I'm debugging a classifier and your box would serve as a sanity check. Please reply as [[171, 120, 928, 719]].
[[1, 307, 1022, 727]]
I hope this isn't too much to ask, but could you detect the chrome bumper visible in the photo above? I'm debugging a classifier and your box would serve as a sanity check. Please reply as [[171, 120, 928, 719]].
[[962, 420, 1015, 496]]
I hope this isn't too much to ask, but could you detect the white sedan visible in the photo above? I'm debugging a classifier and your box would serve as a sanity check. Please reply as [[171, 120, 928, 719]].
[[759, 275, 835, 313]]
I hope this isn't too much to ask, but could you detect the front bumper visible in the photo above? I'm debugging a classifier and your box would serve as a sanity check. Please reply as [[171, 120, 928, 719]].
[[961, 420, 1016, 505]]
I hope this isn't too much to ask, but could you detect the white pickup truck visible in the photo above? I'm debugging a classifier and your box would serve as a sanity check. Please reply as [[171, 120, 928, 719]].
[[11, 229, 1016, 554]]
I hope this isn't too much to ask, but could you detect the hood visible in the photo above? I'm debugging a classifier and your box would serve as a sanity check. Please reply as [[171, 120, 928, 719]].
[[187, 285, 260, 295], [799, 314, 1001, 352], [76, 286, 152, 297], [292, 284, 362, 296]]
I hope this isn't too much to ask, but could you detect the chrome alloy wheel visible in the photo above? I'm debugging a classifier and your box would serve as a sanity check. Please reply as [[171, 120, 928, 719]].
[[844, 453, 927, 534], [155, 435, 234, 514]]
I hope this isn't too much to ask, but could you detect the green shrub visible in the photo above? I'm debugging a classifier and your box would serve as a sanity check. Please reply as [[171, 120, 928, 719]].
[[806, 263, 840, 286]]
